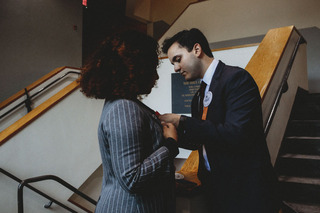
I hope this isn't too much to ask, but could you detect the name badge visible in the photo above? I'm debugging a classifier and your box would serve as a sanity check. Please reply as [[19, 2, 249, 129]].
[[203, 91, 212, 107]]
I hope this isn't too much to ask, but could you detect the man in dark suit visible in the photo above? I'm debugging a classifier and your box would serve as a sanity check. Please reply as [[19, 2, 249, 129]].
[[160, 28, 281, 213]]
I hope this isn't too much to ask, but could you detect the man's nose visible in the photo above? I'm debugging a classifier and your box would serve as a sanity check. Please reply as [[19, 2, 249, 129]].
[[174, 64, 181, 73]]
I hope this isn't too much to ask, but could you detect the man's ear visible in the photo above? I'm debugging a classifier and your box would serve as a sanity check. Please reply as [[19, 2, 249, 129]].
[[193, 43, 202, 57]]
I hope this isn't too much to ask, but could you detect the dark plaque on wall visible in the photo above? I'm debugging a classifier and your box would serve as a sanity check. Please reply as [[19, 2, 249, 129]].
[[172, 73, 201, 114]]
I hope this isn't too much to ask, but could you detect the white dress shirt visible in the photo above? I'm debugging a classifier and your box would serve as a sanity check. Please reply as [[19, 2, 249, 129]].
[[200, 58, 219, 171]]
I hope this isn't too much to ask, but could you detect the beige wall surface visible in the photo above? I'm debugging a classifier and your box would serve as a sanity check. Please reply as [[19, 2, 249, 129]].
[[129, 0, 198, 24], [159, 0, 320, 44], [0, 0, 82, 103], [159, 0, 320, 92], [151, 0, 198, 24]]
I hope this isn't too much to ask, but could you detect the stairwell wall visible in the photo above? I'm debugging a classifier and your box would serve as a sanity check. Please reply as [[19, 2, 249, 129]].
[[158, 0, 320, 92], [0, 89, 104, 213], [0, 0, 82, 103]]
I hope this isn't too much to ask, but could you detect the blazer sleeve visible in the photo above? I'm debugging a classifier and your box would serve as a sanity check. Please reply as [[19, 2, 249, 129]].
[[101, 100, 176, 193], [178, 69, 264, 152]]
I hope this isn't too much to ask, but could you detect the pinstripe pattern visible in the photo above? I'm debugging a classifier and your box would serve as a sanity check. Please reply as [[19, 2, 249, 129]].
[[95, 99, 176, 213]]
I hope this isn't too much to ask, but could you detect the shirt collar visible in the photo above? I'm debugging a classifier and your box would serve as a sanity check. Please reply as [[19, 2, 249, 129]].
[[202, 58, 219, 88]]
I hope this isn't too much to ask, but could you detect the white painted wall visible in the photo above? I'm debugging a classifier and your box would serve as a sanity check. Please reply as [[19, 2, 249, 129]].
[[0, 88, 104, 213]]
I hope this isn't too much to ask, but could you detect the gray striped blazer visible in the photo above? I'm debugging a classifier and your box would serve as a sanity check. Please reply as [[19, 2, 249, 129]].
[[95, 99, 176, 213]]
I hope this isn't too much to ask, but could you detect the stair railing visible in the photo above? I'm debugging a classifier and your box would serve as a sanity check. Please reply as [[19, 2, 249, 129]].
[[281, 201, 299, 213], [264, 35, 305, 135], [18, 174, 97, 213], [0, 168, 97, 213], [0, 71, 81, 120]]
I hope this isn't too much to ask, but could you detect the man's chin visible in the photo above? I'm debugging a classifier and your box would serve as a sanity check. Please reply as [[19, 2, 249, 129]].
[[184, 76, 195, 81], [182, 74, 189, 81]]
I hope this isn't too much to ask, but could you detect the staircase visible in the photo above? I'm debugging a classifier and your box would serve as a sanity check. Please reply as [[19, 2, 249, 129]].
[[275, 88, 320, 213]]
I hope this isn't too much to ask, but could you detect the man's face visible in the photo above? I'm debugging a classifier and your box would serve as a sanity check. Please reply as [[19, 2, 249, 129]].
[[167, 42, 202, 81]]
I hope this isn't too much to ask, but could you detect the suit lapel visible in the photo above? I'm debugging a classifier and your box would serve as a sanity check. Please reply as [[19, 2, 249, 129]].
[[209, 61, 224, 93], [205, 61, 225, 119]]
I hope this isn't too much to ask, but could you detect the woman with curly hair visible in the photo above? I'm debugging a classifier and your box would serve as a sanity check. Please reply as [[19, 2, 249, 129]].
[[79, 30, 179, 213]]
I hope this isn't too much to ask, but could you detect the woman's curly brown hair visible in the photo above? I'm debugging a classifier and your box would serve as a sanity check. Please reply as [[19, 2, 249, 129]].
[[79, 30, 159, 100]]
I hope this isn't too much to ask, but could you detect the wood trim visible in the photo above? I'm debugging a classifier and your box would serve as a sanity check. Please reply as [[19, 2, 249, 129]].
[[245, 26, 295, 100], [158, 42, 260, 60], [0, 66, 81, 110], [0, 80, 80, 146], [212, 43, 260, 52]]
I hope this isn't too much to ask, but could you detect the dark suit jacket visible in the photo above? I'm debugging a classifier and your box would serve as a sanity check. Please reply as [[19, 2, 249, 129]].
[[178, 61, 280, 213]]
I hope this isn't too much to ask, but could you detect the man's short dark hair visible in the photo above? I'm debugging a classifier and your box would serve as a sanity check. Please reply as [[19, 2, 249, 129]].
[[162, 28, 213, 57]]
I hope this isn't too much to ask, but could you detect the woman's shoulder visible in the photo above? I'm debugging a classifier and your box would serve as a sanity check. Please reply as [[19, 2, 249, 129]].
[[104, 99, 142, 114], [108, 98, 139, 107]]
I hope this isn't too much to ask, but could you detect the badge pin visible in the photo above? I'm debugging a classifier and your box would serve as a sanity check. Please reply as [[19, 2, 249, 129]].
[[203, 91, 212, 107]]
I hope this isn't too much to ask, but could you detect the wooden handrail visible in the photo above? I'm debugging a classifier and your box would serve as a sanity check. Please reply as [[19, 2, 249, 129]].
[[0, 66, 81, 110], [246, 26, 295, 100], [0, 78, 80, 146]]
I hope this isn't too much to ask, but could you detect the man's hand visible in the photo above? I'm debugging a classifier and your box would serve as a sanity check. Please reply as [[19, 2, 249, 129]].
[[158, 113, 181, 128]]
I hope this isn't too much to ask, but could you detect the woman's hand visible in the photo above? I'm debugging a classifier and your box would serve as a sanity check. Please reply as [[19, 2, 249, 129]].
[[162, 122, 178, 141]]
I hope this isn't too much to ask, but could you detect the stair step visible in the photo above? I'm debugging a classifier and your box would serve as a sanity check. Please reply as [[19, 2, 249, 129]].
[[284, 201, 320, 213], [290, 92, 320, 120], [279, 175, 320, 209], [280, 138, 320, 155], [279, 181, 320, 204], [275, 156, 320, 178], [291, 110, 320, 120], [278, 176, 320, 185], [276, 89, 320, 212], [286, 121, 320, 137], [293, 93, 320, 105]]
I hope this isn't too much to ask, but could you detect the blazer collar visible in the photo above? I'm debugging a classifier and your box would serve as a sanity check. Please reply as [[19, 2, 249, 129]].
[[209, 60, 225, 92]]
